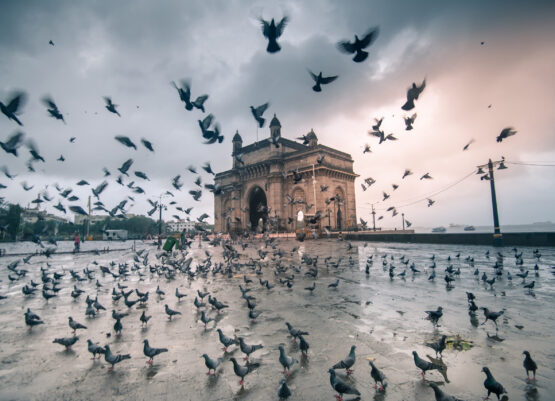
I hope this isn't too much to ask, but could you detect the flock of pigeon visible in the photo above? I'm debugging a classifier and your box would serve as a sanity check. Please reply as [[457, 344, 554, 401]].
[[3, 232, 550, 400], [1, 11, 520, 235]]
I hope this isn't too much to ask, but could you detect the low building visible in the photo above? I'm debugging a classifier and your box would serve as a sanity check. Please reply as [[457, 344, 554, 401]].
[[22, 208, 70, 224], [74, 214, 108, 225], [166, 220, 200, 233]]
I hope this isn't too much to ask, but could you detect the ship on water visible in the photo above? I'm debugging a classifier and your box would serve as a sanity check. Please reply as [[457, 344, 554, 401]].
[[432, 226, 446, 233], [464, 225, 476, 231]]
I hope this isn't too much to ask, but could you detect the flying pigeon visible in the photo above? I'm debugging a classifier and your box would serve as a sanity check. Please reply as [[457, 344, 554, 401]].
[[337, 27, 379, 62], [401, 80, 426, 111], [308, 70, 338, 92], [42, 96, 65, 123], [260, 16, 289, 53], [1, 92, 27, 126], [104, 97, 120, 116], [250, 103, 270, 128], [496, 127, 517, 142]]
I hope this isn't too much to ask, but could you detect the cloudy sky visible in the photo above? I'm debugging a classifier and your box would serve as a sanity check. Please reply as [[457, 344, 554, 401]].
[[1, 0, 554, 228]]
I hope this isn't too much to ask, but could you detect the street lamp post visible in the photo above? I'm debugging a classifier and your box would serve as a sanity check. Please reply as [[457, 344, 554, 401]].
[[157, 194, 168, 250], [402, 213, 405, 230], [371, 203, 376, 231], [477, 158, 506, 246]]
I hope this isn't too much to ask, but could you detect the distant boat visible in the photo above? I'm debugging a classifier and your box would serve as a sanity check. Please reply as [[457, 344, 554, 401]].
[[432, 226, 446, 233], [464, 225, 475, 231]]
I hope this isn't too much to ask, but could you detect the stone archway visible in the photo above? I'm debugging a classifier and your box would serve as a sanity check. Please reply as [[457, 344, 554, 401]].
[[247, 185, 267, 231]]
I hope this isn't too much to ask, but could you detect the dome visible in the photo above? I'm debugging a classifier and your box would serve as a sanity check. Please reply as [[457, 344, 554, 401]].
[[232, 130, 242, 142], [269, 114, 281, 128]]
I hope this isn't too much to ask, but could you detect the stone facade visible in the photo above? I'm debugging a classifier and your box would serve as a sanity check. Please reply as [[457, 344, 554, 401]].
[[214, 115, 358, 232]]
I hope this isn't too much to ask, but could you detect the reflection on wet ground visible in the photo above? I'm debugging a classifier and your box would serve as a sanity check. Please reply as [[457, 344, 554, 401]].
[[0, 239, 554, 400]]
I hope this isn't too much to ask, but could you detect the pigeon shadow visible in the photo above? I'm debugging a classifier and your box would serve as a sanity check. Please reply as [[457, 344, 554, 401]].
[[206, 371, 221, 388], [524, 384, 539, 401], [145, 365, 160, 379], [469, 312, 479, 328], [57, 348, 77, 357]]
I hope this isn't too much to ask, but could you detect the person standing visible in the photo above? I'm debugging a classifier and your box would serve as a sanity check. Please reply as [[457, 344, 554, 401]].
[[74, 233, 80, 252]]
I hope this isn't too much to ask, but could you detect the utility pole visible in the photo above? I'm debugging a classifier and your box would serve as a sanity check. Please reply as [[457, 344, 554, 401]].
[[86, 195, 91, 239], [158, 205, 162, 249], [402, 213, 405, 230], [371, 203, 376, 231], [157, 194, 163, 250], [312, 164, 317, 215], [477, 158, 506, 246]]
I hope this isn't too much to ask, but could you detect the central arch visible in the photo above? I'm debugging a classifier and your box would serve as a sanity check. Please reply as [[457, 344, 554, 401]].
[[248, 186, 267, 231]]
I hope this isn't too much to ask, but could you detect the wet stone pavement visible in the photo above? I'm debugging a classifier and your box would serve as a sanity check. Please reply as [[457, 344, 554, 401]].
[[0, 239, 554, 401]]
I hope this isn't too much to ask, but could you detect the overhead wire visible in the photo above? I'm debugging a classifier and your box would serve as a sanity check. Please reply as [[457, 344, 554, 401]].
[[359, 170, 477, 212]]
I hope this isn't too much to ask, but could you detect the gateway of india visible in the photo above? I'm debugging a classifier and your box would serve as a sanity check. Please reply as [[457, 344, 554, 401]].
[[213, 114, 358, 233]]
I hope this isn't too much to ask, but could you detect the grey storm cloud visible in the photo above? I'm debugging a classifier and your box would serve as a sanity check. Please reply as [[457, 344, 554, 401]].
[[1, 0, 554, 226]]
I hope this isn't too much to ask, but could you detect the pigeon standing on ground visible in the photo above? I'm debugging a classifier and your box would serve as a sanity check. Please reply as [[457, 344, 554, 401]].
[[481, 307, 504, 329], [260, 16, 289, 53], [104, 344, 131, 371], [53, 336, 79, 350], [299, 335, 309, 356], [425, 306, 443, 326], [412, 351, 443, 379], [87, 339, 105, 359], [143, 339, 168, 365], [522, 351, 537, 381], [25, 309, 44, 329], [278, 345, 298, 375], [68, 317, 87, 333], [140, 310, 151, 326], [285, 322, 308, 343], [278, 379, 292, 400], [238, 337, 263, 361], [426, 335, 447, 357], [165, 304, 181, 320], [229, 357, 260, 387], [201, 353, 222, 376], [328, 368, 360, 401], [332, 345, 356, 375], [217, 328, 237, 352], [369, 360, 387, 391], [482, 366, 507, 400]]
